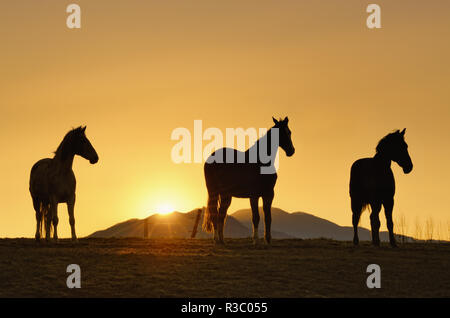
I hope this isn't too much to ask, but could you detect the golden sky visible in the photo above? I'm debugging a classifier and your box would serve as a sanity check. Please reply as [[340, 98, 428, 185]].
[[1, 1, 449, 238]]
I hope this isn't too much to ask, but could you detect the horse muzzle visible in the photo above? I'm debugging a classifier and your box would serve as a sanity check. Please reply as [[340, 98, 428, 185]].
[[403, 163, 413, 174], [90, 155, 99, 164], [286, 148, 295, 157]]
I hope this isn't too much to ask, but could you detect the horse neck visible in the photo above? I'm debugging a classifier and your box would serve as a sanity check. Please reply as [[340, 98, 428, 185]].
[[373, 151, 392, 168], [246, 127, 279, 165], [53, 142, 75, 171]]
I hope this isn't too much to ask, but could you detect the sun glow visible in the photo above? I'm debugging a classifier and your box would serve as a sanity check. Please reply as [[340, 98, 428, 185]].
[[155, 203, 175, 215], [136, 185, 201, 219]]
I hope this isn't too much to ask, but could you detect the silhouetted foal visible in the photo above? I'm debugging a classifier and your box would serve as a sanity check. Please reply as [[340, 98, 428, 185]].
[[29, 126, 99, 242], [350, 129, 413, 247]]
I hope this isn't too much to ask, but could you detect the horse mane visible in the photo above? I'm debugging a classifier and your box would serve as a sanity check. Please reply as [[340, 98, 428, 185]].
[[54, 126, 84, 159], [375, 130, 401, 154], [250, 118, 286, 151], [250, 126, 275, 157]]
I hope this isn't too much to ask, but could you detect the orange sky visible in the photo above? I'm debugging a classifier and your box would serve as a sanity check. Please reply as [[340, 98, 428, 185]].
[[1, 1, 449, 238]]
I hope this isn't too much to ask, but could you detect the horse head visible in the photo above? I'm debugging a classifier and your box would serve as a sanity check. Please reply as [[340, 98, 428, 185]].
[[74, 126, 99, 164], [273, 116, 295, 157], [394, 128, 413, 174], [377, 128, 413, 174]]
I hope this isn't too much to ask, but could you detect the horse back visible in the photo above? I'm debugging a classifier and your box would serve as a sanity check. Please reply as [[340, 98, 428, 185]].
[[350, 157, 395, 201], [204, 148, 277, 198], [29, 158, 76, 203]]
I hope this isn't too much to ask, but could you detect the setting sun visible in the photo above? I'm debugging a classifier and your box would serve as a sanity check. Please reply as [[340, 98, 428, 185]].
[[156, 203, 175, 215]]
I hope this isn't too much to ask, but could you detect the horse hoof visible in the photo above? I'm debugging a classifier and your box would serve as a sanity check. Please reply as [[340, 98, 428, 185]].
[[372, 241, 380, 247], [214, 239, 225, 246]]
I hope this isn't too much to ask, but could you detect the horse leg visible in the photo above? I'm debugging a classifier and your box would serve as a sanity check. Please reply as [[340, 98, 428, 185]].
[[250, 196, 260, 245], [217, 195, 231, 244], [351, 199, 363, 246], [207, 194, 219, 243], [262, 191, 274, 245], [383, 197, 397, 247], [68, 195, 77, 242], [32, 198, 42, 242], [50, 198, 59, 242], [370, 202, 382, 246], [44, 204, 52, 242]]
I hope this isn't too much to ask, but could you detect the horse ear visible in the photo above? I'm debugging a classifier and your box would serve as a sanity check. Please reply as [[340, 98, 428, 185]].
[[284, 116, 289, 124], [400, 128, 406, 136], [82, 126, 86, 133], [272, 117, 279, 125]]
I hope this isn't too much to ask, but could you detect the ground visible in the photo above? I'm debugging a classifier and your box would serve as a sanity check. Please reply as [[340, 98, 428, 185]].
[[0, 238, 449, 297]]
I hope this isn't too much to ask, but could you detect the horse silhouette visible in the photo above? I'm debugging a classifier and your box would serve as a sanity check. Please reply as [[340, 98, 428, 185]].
[[350, 129, 413, 247], [29, 126, 99, 242], [202, 117, 295, 245]]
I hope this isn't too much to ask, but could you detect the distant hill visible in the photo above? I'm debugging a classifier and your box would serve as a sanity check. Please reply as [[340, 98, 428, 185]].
[[88, 207, 414, 242], [231, 207, 412, 242], [89, 209, 250, 239]]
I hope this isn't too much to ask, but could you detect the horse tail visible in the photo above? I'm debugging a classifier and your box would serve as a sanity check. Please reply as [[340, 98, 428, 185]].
[[202, 194, 218, 233], [38, 203, 44, 238], [361, 204, 369, 213], [40, 203, 53, 238]]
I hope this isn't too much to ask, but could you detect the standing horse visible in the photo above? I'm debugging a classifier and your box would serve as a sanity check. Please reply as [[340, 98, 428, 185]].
[[202, 117, 295, 245], [29, 126, 99, 242], [350, 129, 413, 247]]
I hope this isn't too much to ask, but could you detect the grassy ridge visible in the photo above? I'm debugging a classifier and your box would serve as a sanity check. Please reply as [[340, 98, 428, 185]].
[[0, 238, 449, 297]]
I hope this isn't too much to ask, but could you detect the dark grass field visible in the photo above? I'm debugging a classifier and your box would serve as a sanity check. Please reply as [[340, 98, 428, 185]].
[[0, 238, 449, 298]]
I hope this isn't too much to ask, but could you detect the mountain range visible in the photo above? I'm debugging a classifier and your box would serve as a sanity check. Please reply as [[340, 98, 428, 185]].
[[88, 207, 413, 242]]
